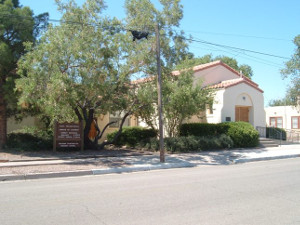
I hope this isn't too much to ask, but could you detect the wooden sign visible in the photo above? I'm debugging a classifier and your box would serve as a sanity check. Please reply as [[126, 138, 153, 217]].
[[53, 121, 84, 151]]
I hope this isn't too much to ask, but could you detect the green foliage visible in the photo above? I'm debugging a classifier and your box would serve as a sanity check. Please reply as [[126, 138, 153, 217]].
[[0, 0, 48, 116], [135, 68, 214, 137], [266, 127, 286, 140], [141, 134, 233, 153], [225, 122, 259, 148], [281, 35, 300, 78], [5, 126, 53, 150], [163, 69, 214, 137], [16, 0, 142, 149], [125, 0, 210, 138], [280, 35, 300, 106], [179, 122, 259, 148], [125, 0, 190, 72], [17, 0, 130, 123], [268, 97, 295, 106], [179, 123, 229, 136], [138, 137, 159, 151], [107, 127, 157, 147]]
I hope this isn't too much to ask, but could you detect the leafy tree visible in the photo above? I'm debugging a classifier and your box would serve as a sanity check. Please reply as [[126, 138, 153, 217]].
[[17, 0, 139, 149], [125, 0, 213, 137], [124, 0, 191, 76], [280, 35, 300, 106], [268, 85, 298, 106], [135, 67, 214, 137], [176, 54, 253, 78], [269, 98, 293, 106], [0, 0, 48, 148]]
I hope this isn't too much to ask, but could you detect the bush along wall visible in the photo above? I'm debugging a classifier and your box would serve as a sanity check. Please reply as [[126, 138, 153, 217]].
[[138, 134, 233, 153], [225, 122, 259, 148], [266, 127, 286, 140], [106, 127, 157, 147], [165, 135, 233, 153], [179, 122, 259, 148], [5, 126, 53, 151]]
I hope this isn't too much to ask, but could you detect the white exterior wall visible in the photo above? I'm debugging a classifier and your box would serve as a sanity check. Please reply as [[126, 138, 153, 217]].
[[136, 62, 266, 130], [193, 65, 238, 87], [206, 89, 224, 124], [7, 116, 40, 133], [218, 83, 265, 128], [265, 106, 300, 130]]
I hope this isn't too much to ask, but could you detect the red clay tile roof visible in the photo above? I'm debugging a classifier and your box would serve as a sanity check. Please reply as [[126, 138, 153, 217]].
[[210, 78, 264, 93], [131, 76, 155, 85], [133, 60, 263, 93]]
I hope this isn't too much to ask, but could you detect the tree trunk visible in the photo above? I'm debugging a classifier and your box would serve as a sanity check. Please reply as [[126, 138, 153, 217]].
[[83, 109, 95, 150], [98, 112, 130, 150], [74, 107, 99, 150], [0, 78, 7, 149]]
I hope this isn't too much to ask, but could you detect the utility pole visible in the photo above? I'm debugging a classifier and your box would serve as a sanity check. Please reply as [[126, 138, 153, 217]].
[[155, 23, 165, 163]]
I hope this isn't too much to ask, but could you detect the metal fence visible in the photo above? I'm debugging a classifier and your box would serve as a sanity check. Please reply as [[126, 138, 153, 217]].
[[285, 129, 300, 143], [256, 126, 300, 144]]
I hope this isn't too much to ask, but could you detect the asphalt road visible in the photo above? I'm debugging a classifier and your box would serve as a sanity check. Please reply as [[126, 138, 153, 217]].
[[1, 158, 300, 225]]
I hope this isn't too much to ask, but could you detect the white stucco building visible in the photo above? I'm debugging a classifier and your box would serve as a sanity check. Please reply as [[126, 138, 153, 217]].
[[8, 61, 266, 142], [172, 61, 266, 128], [265, 105, 300, 130]]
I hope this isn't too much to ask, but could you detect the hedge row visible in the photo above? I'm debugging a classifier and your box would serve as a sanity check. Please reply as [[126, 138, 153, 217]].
[[108, 122, 259, 149], [179, 122, 259, 148], [107, 127, 157, 147], [140, 134, 233, 153], [6, 127, 53, 150], [266, 127, 286, 140]]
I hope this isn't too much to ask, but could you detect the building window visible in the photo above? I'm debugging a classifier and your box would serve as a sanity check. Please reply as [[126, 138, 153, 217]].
[[291, 116, 300, 129], [109, 112, 130, 128], [206, 104, 213, 115], [270, 117, 283, 128]]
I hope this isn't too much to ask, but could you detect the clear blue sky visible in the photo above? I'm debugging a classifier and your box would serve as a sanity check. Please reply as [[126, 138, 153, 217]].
[[19, 0, 300, 106]]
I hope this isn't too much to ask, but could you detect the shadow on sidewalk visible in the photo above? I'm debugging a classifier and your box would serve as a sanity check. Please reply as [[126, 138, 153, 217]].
[[168, 148, 269, 166], [0, 148, 156, 162]]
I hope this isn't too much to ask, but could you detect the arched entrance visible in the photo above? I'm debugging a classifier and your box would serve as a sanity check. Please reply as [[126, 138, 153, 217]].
[[235, 93, 253, 124]]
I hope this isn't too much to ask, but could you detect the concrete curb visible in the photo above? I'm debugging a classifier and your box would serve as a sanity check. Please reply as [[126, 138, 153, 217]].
[[92, 162, 195, 175], [0, 170, 93, 182], [1, 152, 300, 182], [233, 154, 300, 164], [0, 162, 195, 182]]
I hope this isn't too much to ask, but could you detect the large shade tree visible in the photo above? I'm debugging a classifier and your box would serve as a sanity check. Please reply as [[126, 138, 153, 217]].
[[134, 67, 214, 137], [269, 35, 300, 106], [0, 0, 48, 148], [124, 0, 215, 137], [280, 35, 300, 106], [17, 0, 139, 149]]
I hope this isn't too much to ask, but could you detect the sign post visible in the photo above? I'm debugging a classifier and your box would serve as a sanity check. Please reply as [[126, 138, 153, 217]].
[[53, 121, 83, 151]]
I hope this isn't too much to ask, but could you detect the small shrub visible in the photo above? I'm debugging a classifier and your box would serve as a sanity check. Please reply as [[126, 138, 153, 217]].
[[143, 135, 233, 153], [6, 126, 53, 150], [266, 127, 286, 140], [224, 122, 259, 148], [107, 127, 157, 147], [179, 123, 230, 136], [142, 137, 159, 151], [179, 122, 259, 148]]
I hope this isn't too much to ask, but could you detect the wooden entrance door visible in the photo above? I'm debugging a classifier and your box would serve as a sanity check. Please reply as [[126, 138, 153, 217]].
[[235, 107, 249, 122]]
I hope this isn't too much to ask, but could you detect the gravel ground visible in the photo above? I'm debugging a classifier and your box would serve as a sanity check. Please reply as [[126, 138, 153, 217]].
[[0, 148, 156, 175], [0, 160, 131, 175], [0, 148, 155, 161]]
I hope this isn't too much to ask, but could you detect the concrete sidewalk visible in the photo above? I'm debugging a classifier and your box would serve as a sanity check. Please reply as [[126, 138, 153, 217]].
[[1, 144, 300, 181]]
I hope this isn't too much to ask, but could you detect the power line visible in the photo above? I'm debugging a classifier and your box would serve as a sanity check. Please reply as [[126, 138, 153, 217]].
[[1, 12, 291, 61], [185, 37, 290, 60], [179, 29, 292, 42]]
